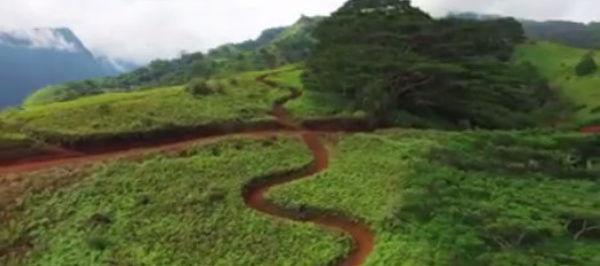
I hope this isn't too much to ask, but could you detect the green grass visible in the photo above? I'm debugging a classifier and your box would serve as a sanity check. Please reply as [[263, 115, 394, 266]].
[[0, 65, 360, 145], [1, 137, 350, 265], [267, 66, 304, 89], [268, 130, 600, 265], [2, 75, 284, 142], [515, 41, 600, 124]]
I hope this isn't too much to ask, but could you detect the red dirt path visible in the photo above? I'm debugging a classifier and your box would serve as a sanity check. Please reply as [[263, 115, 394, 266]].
[[0, 73, 375, 265], [247, 74, 374, 265]]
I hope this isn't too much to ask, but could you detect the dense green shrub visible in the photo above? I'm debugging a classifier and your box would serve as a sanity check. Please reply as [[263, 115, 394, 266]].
[[185, 78, 217, 97], [575, 52, 598, 76]]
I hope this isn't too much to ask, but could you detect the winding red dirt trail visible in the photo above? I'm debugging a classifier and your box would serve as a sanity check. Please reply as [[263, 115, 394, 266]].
[[245, 74, 374, 265], [0, 73, 375, 265]]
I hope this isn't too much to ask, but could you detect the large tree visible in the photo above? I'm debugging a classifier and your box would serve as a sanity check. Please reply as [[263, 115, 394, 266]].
[[305, 0, 557, 129]]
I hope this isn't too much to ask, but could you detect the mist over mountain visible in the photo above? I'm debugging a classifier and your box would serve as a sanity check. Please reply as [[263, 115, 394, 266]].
[[0, 28, 136, 108], [450, 12, 600, 49]]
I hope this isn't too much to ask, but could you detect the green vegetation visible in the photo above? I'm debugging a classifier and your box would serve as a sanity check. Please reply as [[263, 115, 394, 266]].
[[305, 0, 558, 129], [1, 64, 356, 147], [4, 74, 285, 144], [265, 65, 358, 118], [1, 137, 349, 265], [266, 65, 304, 89], [269, 130, 600, 265], [23, 17, 322, 107], [514, 41, 600, 125], [5, 1, 600, 265]]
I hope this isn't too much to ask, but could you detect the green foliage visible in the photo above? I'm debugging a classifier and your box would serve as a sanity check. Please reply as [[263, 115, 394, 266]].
[[575, 52, 598, 76], [269, 130, 600, 265], [305, 0, 556, 129], [1, 138, 349, 265]]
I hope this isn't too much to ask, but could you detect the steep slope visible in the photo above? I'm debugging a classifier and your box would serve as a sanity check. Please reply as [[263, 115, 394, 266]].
[[0, 28, 122, 107]]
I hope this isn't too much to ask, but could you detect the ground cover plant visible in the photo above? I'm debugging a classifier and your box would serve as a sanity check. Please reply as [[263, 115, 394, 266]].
[[0, 137, 350, 265], [268, 130, 600, 265]]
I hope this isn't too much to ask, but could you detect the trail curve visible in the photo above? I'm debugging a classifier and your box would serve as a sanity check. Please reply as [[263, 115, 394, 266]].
[[244, 74, 374, 265]]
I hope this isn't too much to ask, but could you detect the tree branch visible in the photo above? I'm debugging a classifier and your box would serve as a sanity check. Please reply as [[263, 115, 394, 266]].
[[574, 220, 588, 241], [574, 221, 600, 241]]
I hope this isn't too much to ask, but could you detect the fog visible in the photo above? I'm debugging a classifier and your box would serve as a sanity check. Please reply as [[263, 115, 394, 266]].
[[1, 0, 597, 63]]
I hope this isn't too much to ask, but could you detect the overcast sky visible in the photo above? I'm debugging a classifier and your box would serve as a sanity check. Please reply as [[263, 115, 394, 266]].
[[1, 0, 597, 63]]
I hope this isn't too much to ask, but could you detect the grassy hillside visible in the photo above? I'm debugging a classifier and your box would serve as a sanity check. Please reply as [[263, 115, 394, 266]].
[[514, 41, 600, 125], [269, 130, 600, 265], [3, 70, 286, 144], [1, 137, 349, 265], [0, 65, 354, 150]]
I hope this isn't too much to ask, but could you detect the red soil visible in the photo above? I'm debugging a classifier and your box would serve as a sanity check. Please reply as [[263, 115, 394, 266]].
[[582, 126, 600, 133], [0, 72, 375, 265]]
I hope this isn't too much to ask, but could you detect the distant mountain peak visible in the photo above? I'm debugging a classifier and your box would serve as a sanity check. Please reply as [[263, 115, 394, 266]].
[[0, 27, 82, 52], [0, 27, 132, 107]]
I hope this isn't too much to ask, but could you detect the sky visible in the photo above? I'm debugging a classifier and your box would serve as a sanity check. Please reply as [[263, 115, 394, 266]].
[[1, 0, 597, 63]]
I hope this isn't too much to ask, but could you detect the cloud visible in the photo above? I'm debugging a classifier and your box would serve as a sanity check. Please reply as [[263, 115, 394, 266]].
[[0, 28, 78, 52], [1, 0, 598, 63]]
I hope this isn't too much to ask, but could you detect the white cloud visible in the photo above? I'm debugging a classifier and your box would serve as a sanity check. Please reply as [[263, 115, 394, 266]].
[[1, 0, 598, 63], [0, 28, 78, 52]]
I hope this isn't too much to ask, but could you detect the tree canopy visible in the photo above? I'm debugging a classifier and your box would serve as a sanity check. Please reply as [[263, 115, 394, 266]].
[[304, 0, 558, 129]]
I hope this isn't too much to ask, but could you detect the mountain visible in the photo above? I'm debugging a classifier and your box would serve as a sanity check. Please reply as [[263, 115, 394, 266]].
[[520, 20, 600, 49], [96, 56, 140, 74], [207, 15, 324, 70], [0, 28, 125, 107], [449, 12, 600, 49], [23, 16, 323, 106]]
